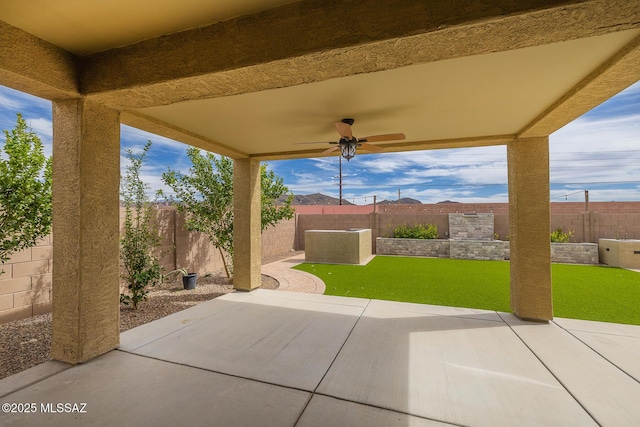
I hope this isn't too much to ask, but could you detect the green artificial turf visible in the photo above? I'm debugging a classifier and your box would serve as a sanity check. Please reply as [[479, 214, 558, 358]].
[[294, 256, 640, 325]]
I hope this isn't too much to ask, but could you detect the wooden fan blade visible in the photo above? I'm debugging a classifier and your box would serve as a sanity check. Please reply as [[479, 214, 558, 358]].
[[322, 146, 340, 155], [359, 133, 405, 142], [294, 141, 335, 145], [359, 143, 384, 153], [335, 122, 353, 138]]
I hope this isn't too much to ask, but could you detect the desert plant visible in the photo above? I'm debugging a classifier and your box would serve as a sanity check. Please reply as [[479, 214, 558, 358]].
[[393, 224, 439, 239], [163, 268, 189, 282], [614, 227, 628, 240], [550, 227, 574, 243], [0, 114, 52, 272], [120, 141, 162, 309]]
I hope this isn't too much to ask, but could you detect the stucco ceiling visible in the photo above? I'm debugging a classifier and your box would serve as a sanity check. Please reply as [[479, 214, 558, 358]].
[[0, 0, 299, 55], [2, 1, 640, 160], [137, 30, 640, 157]]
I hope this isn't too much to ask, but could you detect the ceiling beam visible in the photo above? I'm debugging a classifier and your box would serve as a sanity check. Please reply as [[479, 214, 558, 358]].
[[81, 0, 640, 110], [121, 111, 248, 159], [519, 34, 640, 138], [252, 134, 514, 161], [0, 21, 79, 100]]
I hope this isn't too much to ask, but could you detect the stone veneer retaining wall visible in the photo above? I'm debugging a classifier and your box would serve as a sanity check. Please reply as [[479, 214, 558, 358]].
[[376, 238, 450, 258], [377, 238, 599, 264], [550, 243, 599, 265], [450, 240, 505, 261], [449, 213, 494, 241]]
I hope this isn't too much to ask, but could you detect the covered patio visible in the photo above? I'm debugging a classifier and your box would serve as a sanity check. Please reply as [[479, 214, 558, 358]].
[[1, 1, 640, 424]]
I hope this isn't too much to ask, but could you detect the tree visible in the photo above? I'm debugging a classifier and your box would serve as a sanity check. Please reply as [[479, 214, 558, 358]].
[[120, 141, 162, 309], [161, 148, 294, 278], [0, 114, 52, 272]]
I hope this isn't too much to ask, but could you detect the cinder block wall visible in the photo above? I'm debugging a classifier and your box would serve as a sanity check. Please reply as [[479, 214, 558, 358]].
[[2, 201, 639, 324], [262, 218, 296, 259], [0, 236, 53, 323], [1, 207, 296, 325]]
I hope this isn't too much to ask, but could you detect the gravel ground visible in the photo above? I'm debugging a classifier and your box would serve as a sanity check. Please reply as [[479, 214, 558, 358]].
[[0, 252, 299, 381]]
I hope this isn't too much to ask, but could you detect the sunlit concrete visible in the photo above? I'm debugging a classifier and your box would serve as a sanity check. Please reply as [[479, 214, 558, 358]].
[[2, 291, 639, 426]]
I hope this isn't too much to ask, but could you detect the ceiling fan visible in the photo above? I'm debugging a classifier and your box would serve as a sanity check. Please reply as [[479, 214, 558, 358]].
[[297, 118, 406, 161]]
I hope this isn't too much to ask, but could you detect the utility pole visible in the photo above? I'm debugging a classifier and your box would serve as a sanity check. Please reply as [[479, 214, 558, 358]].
[[339, 155, 343, 205], [398, 188, 401, 204], [584, 190, 589, 212]]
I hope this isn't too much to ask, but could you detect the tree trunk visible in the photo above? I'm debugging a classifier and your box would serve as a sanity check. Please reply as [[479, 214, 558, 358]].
[[219, 247, 231, 279]]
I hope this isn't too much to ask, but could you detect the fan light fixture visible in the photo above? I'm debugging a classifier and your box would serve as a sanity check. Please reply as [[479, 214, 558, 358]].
[[294, 118, 405, 160], [339, 139, 358, 161]]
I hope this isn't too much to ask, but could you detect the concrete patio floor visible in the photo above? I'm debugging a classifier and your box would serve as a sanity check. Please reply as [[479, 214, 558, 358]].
[[1, 289, 639, 426]]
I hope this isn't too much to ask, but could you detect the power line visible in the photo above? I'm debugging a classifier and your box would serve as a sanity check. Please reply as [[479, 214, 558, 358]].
[[550, 190, 586, 200]]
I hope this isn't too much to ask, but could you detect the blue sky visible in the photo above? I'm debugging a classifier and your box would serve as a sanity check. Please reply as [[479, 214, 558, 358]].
[[1, 81, 639, 204]]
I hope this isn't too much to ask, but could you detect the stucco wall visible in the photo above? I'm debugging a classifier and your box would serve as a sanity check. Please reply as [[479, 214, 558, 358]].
[[305, 229, 372, 264], [599, 239, 640, 269]]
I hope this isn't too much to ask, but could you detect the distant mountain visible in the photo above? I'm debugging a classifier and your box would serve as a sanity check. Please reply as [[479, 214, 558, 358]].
[[277, 193, 354, 206], [436, 200, 460, 204], [376, 198, 422, 205]]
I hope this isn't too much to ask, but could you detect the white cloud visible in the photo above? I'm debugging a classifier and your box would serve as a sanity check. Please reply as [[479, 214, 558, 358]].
[[0, 92, 26, 110]]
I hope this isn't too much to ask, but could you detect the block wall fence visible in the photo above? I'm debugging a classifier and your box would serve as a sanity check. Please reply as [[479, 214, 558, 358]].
[[294, 202, 640, 251], [2, 201, 639, 324], [0, 207, 296, 324]]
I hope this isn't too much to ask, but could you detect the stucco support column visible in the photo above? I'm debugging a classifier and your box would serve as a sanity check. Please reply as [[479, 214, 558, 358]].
[[233, 158, 261, 291], [507, 137, 552, 321], [51, 99, 120, 363]]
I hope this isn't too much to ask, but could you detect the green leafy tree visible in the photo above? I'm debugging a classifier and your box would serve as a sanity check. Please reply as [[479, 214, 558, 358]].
[[0, 114, 52, 271], [161, 148, 294, 278], [120, 141, 162, 309]]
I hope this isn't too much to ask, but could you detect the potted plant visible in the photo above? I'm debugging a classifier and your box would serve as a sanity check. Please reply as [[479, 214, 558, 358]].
[[182, 271, 198, 290], [164, 268, 197, 290]]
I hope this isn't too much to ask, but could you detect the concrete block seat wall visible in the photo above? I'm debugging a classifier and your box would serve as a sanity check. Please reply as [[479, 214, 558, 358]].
[[305, 229, 372, 265], [599, 239, 640, 269]]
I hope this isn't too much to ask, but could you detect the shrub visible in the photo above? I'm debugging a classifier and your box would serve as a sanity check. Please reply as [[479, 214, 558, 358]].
[[393, 224, 439, 239], [120, 142, 162, 309], [550, 227, 574, 243]]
